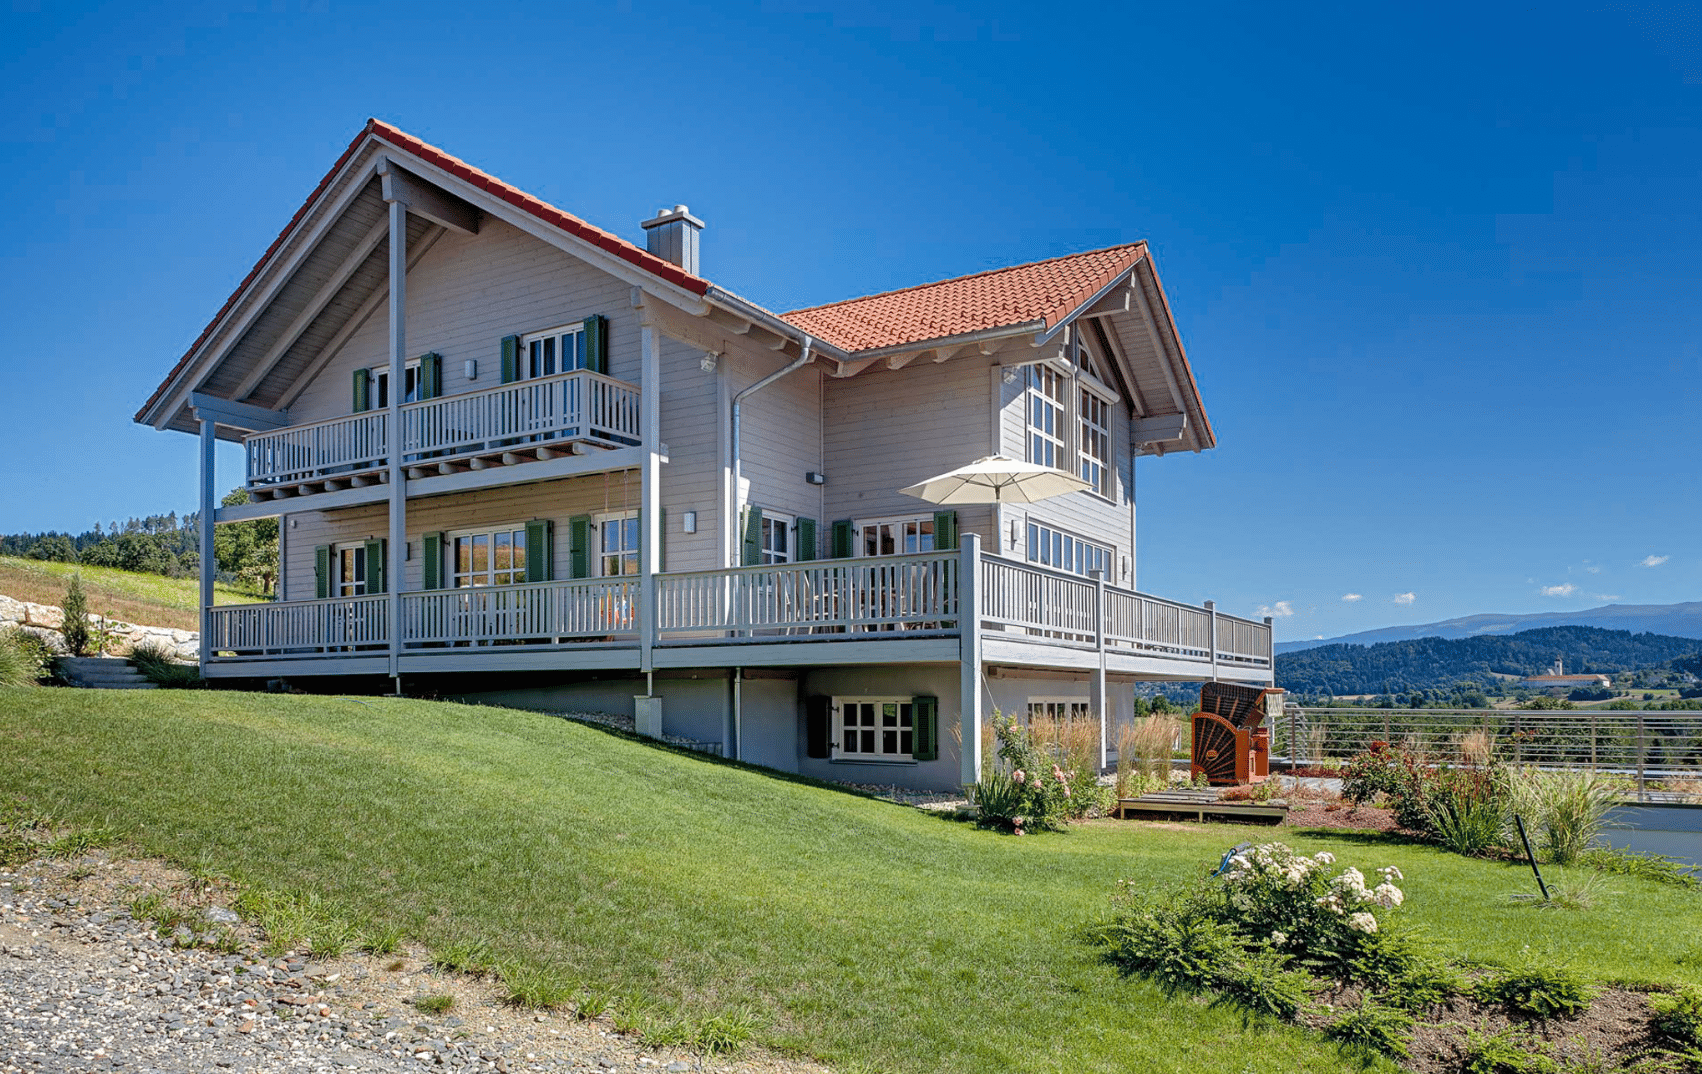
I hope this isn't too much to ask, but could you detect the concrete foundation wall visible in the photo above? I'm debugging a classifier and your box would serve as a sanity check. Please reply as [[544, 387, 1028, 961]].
[[797, 664, 964, 790]]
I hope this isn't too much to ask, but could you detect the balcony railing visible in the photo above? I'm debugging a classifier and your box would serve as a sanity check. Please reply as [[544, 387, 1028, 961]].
[[205, 549, 1272, 672], [245, 370, 642, 489]]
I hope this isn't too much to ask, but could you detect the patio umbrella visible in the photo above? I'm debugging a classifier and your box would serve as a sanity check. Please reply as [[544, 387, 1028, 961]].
[[898, 455, 1091, 504]]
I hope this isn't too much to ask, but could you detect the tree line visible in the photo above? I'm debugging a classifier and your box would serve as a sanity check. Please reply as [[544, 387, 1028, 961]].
[[2, 490, 278, 595]]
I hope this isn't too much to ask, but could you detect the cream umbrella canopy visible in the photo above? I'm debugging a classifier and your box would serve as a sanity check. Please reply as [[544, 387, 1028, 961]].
[[898, 455, 1091, 504]]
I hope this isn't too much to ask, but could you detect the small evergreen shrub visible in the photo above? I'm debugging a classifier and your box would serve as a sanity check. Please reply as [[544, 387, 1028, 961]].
[[1460, 1025, 1557, 1074], [1649, 986, 1702, 1048], [1476, 965, 1594, 1019], [1323, 996, 1415, 1060], [1217, 947, 1316, 1021], [60, 573, 91, 656], [1096, 889, 1240, 994]]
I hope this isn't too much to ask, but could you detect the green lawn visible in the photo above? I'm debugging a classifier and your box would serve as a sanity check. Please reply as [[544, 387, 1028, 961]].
[[1, 689, 1695, 1074], [0, 555, 262, 632]]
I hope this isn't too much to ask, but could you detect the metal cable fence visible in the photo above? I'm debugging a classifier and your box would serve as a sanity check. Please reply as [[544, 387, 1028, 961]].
[[1270, 708, 1702, 802]]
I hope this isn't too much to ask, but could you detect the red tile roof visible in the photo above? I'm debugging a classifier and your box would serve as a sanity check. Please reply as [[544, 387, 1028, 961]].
[[780, 243, 1147, 352]]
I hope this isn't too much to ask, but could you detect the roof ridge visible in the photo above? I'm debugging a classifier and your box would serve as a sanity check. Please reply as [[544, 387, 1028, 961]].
[[782, 240, 1147, 317]]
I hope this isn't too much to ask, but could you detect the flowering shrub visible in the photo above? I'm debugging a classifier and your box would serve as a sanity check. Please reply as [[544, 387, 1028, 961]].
[[1097, 842, 1425, 1045], [972, 713, 1075, 833], [1341, 742, 1432, 829]]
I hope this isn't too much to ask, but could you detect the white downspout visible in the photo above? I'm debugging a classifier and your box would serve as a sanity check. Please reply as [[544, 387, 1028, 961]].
[[729, 338, 814, 566]]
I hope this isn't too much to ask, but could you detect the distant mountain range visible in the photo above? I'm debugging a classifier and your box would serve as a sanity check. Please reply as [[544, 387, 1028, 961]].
[[1275, 602, 1702, 655]]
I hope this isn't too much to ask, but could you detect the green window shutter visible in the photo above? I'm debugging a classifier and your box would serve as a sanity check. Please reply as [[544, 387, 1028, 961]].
[[525, 519, 554, 583], [933, 510, 958, 551], [422, 532, 444, 590], [796, 517, 817, 562], [352, 368, 371, 413], [912, 695, 939, 760], [583, 314, 608, 374], [569, 514, 592, 579], [500, 335, 520, 384], [805, 696, 833, 759], [741, 507, 763, 566], [314, 545, 330, 599], [831, 520, 853, 559], [364, 539, 387, 594], [419, 352, 442, 400]]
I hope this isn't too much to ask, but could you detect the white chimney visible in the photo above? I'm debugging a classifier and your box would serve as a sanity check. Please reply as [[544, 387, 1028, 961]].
[[640, 204, 704, 275]]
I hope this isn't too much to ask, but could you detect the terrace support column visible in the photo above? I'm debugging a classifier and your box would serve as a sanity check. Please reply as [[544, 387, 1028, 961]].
[[636, 297, 662, 678], [958, 533, 983, 789], [1092, 569, 1108, 773], [383, 189, 408, 679], [197, 417, 216, 676]]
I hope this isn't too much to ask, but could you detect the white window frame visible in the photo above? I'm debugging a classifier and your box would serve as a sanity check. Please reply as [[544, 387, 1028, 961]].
[[520, 323, 588, 380], [832, 695, 917, 762], [446, 521, 529, 589], [371, 358, 421, 408], [332, 541, 367, 597], [595, 510, 639, 578], [1025, 364, 1067, 471], [759, 509, 795, 565], [853, 514, 937, 557], [1028, 697, 1091, 723], [1026, 521, 1112, 579], [1079, 385, 1112, 499]]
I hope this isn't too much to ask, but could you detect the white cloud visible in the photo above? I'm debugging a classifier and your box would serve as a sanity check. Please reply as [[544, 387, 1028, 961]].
[[1541, 583, 1577, 597], [1641, 555, 1670, 568], [1341, 593, 1363, 603], [1596, 594, 1621, 602], [1258, 601, 1295, 618], [1585, 565, 1601, 574], [1392, 592, 1416, 605]]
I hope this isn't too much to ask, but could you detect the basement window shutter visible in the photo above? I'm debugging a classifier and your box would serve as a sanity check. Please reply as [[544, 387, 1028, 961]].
[[805, 696, 833, 759], [583, 315, 608, 374], [525, 520, 554, 582], [933, 511, 958, 551], [569, 514, 592, 579], [500, 335, 520, 384], [912, 695, 939, 761], [352, 368, 371, 413], [314, 545, 330, 599], [741, 507, 763, 566], [796, 518, 817, 562], [831, 520, 853, 559], [419, 352, 442, 400], [422, 532, 444, 590]]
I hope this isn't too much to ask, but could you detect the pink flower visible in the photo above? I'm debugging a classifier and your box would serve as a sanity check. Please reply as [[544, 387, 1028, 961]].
[[1014, 770, 1026, 784], [1063, 787, 1072, 798]]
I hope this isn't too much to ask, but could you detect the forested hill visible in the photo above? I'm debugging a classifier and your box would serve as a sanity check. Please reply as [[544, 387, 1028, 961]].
[[1275, 626, 1701, 697]]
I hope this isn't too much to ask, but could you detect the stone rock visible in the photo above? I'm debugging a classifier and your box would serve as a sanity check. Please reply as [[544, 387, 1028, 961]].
[[205, 906, 240, 925], [23, 602, 63, 630]]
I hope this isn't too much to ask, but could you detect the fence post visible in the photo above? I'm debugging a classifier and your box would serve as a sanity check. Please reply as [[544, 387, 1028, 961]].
[[1289, 705, 1299, 771], [1589, 711, 1597, 772], [1092, 569, 1108, 773], [1205, 600, 1219, 682], [1636, 711, 1647, 802], [1512, 712, 1522, 766]]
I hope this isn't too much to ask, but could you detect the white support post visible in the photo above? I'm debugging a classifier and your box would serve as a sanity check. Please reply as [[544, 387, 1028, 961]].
[[1264, 615, 1275, 672], [638, 317, 662, 678], [958, 532, 983, 788], [383, 193, 408, 677], [1092, 568, 1108, 772], [1206, 599, 1219, 682], [198, 418, 216, 675]]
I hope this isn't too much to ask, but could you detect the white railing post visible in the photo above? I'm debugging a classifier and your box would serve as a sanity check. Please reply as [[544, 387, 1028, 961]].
[[197, 417, 216, 676], [1092, 568, 1108, 772], [1205, 599, 1219, 682], [1264, 615, 1274, 669], [959, 533, 983, 789]]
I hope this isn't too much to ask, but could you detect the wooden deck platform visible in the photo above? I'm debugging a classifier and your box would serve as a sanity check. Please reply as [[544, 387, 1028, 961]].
[[1117, 789, 1289, 825]]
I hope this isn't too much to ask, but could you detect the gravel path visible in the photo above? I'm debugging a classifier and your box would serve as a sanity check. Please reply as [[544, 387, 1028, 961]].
[[0, 852, 829, 1074]]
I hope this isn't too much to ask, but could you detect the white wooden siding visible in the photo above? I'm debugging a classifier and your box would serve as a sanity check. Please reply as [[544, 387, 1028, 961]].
[[726, 349, 824, 557], [656, 333, 722, 571], [290, 218, 639, 427]]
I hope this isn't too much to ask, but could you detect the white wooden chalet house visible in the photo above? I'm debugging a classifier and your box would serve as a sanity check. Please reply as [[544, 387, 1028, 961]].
[[137, 120, 1272, 790]]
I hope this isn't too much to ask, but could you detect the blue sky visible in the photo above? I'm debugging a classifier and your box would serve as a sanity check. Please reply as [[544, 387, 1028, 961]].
[[1, 0, 1697, 640]]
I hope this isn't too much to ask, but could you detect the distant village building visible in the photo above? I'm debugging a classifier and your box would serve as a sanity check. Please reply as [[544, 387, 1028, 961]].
[[1520, 658, 1610, 690]]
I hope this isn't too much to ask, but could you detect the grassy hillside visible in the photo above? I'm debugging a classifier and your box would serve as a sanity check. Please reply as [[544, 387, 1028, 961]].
[[0, 555, 262, 632], [2, 690, 1697, 1073]]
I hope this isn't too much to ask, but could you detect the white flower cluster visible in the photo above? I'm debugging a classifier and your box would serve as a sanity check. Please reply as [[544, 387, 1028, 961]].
[[1220, 842, 1406, 932]]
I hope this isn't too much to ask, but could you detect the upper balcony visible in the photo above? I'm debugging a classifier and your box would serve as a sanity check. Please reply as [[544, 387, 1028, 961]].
[[243, 370, 641, 499]]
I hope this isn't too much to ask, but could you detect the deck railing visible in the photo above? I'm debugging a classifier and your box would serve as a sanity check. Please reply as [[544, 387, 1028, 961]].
[[245, 370, 641, 488], [402, 577, 638, 645], [656, 552, 960, 639], [206, 594, 390, 655], [204, 547, 1271, 670]]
